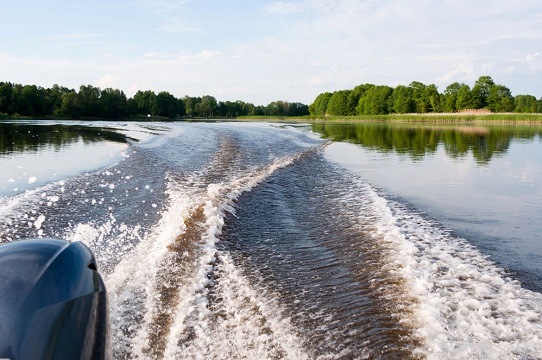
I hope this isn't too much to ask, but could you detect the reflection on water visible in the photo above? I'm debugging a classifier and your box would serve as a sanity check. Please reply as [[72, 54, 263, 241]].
[[0, 122, 131, 155], [313, 121, 542, 164], [0, 122, 131, 197]]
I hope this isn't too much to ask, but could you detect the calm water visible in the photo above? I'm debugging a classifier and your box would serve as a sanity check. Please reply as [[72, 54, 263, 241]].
[[0, 120, 541, 359]]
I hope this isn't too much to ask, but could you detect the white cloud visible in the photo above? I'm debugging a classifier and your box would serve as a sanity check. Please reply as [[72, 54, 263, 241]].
[[2, 0, 542, 104], [139, 0, 189, 11], [158, 17, 198, 34], [437, 62, 476, 84], [525, 53, 540, 62], [96, 74, 121, 89], [142, 50, 219, 65], [264, 1, 305, 14], [41, 33, 101, 41]]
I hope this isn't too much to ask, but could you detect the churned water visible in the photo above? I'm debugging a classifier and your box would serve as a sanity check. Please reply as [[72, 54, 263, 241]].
[[0, 121, 541, 359]]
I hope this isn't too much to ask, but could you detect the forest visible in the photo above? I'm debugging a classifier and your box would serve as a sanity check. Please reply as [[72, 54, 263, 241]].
[[309, 76, 542, 116], [0, 82, 309, 120], [2, 76, 541, 120]]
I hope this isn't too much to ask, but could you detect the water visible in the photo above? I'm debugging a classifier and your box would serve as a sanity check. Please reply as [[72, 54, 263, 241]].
[[0, 120, 541, 359], [317, 122, 542, 293]]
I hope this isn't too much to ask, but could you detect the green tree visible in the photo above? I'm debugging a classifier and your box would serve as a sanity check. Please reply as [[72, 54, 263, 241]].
[[326, 90, 350, 116], [423, 84, 441, 112], [60, 91, 83, 118], [356, 85, 393, 115], [471, 76, 495, 109], [99, 88, 127, 118], [45, 84, 71, 116], [409, 81, 428, 113], [514, 95, 538, 113], [309, 92, 332, 116], [155, 91, 183, 118], [487, 85, 514, 112], [126, 98, 138, 116], [289, 102, 309, 116], [0, 82, 14, 114], [133, 90, 157, 115], [346, 84, 372, 115], [391, 86, 414, 113], [183, 96, 198, 117], [200, 95, 217, 117], [78, 85, 101, 117], [443, 82, 462, 112], [456, 84, 472, 110]]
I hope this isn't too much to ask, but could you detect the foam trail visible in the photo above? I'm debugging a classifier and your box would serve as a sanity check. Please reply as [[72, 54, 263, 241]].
[[164, 170, 309, 359], [103, 178, 202, 359], [363, 182, 542, 359], [105, 147, 318, 359]]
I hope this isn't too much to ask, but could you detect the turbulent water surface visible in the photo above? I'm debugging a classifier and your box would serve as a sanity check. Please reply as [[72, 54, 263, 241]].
[[1, 121, 541, 359]]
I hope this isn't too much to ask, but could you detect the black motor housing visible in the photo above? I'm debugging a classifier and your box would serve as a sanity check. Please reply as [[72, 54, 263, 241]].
[[0, 239, 110, 360]]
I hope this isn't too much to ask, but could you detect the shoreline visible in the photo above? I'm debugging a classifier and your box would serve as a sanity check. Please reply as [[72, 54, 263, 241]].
[[236, 113, 542, 123], [2, 113, 542, 124]]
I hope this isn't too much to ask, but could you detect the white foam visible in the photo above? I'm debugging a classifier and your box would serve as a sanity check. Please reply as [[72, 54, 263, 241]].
[[163, 159, 309, 359], [105, 149, 313, 358], [362, 182, 542, 359], [105, 179, 200, 358], [33, 214, 45, 230]]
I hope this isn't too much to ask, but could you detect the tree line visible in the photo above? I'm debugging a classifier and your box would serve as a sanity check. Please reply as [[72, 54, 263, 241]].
[[309, 76, 542, 116], [0, 82, 309, 119]]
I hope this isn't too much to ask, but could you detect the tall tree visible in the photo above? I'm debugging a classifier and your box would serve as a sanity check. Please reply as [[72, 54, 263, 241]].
[[471, 75, 495, 109], [309, 92, 332, 116], [326, 90, 350, 116], [200, 95, 217, 117], [423, 84, 441, 112], [155, 91, 182, 118], [60, 91, 83, 118], [456, 84, 473, 110], [347, 84, 372, 115], [99, 88, 127, 118], [0, 82, 13, 114], [514, 95, 538, 113], [443, 82, 462, 112], [357, 85, 393, 115], [487, 85, 514, 112], [78, 85, 101, 117], [133, 90, 157, 115], [409, 81, 428, 113], [391, 86, 414, 113]]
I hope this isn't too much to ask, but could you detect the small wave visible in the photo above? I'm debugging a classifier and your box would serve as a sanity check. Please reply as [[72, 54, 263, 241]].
[[104, 145, 317, 359], [365, 182, 542, 359]]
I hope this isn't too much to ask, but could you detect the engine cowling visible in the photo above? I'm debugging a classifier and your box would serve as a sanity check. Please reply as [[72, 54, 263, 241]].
[[0, 239, 110, 360]]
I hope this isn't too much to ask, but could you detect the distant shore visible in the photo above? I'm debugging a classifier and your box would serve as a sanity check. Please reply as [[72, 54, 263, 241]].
[[3, 113, 542, 123], [236, 112, 542, 123]]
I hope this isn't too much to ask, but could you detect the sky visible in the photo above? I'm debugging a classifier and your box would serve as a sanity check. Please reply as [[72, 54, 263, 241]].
[[1, 0, 541, 105]]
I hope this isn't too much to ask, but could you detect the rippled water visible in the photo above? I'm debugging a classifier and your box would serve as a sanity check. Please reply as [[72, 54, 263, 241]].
[[1, 121, 541, 359]]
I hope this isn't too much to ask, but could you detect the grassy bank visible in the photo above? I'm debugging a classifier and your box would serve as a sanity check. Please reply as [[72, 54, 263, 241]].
[[237, 113, 542, 123], [3, 113, 542, 123]]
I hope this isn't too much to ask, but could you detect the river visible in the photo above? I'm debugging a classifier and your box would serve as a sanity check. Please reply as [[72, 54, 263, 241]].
[[0, 120, 541, 359]]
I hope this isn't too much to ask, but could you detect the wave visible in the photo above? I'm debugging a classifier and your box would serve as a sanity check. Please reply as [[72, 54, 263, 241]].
[[103, 144, 322, 359], [364, 181, 542, 359]]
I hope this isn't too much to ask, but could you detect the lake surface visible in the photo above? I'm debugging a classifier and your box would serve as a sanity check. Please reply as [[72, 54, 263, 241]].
[[0, 120, 541, 359], [316, 122, 542, 293]]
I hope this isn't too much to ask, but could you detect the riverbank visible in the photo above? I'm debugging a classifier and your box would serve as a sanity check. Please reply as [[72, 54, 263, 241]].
[[237, 113, 542, 123], [3, 113, 542, 123]]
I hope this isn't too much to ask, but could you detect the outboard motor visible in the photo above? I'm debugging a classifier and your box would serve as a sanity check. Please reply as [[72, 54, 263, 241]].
[[0, 239, 110, 360]]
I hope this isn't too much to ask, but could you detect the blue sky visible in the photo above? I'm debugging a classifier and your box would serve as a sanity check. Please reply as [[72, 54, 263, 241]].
[[1, 0, 541, 105]]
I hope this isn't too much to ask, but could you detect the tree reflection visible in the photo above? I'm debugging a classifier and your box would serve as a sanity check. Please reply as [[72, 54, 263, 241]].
[[0, 123, 131, 155], [312, 122, 542, 164]]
